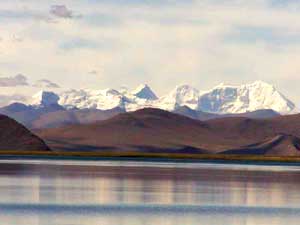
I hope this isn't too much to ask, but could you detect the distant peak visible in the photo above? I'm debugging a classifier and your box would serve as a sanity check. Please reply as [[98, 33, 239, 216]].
[[132, 84, 150, 92], [31, 90, 60, 106], [132, 84, 158, 100]]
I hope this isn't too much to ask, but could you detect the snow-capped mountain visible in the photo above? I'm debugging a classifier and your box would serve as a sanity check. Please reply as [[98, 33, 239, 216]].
[[156, 85, 200, 111], [198, 81, 295, 114], [58, 85, 159, 111], [24, 81, 296, 114], [59, 88, 132, 110], [30, 91, 60, 107], [132, 84, 158, 100]]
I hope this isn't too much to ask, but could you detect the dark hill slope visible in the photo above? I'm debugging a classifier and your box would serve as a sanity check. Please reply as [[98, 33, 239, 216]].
[[0, 114, 49, 151], [221, 134, 300, 156]]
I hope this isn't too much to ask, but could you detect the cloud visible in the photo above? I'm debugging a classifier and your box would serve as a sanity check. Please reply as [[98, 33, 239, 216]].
[[50, 5, 73, 19], [88, 70, 98, 75], [59, 37, 117, 51], [2, 0, 300, 105], [0, 74, 28, 87], [224, 26, 300, 45], [33, 79, 60, 88]]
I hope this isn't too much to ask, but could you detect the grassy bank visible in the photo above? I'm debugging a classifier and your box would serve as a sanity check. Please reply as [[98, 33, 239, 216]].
[[0, 151, 300, 163]]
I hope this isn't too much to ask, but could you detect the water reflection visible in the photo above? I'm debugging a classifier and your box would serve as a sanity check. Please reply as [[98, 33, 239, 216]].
[[0, 160, 300, 225]]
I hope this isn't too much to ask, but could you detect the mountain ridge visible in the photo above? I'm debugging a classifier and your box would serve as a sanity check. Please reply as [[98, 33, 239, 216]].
[[37, 108, 300, 156], [27, 81, 295, 114]]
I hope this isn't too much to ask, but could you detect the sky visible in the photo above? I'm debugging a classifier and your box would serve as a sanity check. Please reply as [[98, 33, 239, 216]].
[[1, 0, 300, 104]]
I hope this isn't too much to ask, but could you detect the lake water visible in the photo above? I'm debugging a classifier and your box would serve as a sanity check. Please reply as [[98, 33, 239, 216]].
[[1, 159, 300, 225]]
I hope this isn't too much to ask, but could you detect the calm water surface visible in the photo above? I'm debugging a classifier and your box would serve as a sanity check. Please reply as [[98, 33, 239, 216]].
[[1, 159, 300, 225]]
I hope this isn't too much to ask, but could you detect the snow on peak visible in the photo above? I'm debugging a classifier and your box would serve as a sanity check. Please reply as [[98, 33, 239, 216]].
[[251, 80, 273, 87], [57, 81, 295, 114], [198, 81, 295, 114], [59, 88, 131, 110], [157, 84, 200, 111], [119, 86, 129, 95], [132, 84, 158, 100], [214, 82, 236, 89], [31, 91, 60, 107]]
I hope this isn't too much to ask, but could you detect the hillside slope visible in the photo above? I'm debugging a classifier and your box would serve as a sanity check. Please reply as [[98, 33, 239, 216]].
[[37, 108, 300, 156], [0, 115, 49, 151]]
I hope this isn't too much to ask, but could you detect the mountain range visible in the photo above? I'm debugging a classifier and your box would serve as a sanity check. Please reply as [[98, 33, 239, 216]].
[[0, 79, 299, 156], [57, 81, 295, 114], [0, 81, 294, 129]]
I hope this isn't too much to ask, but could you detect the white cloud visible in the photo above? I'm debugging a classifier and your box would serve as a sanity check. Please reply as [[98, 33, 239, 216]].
[[0, 0, 300, 104], [33, 79, 60, 88], [0, 74, 28, 87]]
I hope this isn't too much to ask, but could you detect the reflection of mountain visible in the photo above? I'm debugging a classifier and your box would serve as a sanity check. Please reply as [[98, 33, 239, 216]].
[[38, 108, 300, 156], [1, 162, 299, 225]]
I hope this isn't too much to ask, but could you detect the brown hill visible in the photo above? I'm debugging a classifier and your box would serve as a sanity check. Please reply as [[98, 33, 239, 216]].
[[38, 108, 233, 152], [37, 108, 300, 155], [207, 113, 300, 144], [0, 115, 49, 151], [221, 134, 300, 156]]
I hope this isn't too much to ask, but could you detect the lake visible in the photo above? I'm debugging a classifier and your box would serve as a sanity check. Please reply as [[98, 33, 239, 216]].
[[1, 159, 300, 225]]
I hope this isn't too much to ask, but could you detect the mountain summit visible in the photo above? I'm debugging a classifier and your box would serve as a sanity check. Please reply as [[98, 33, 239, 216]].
[[132, 84, 158, 100], [30, 91, 60, 107], [198, 81, 295, 114], [158, 85, 200, 111]]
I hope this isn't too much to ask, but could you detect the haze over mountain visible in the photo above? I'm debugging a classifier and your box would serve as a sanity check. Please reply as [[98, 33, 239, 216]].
[[174, 106, 280, 121], [0, 102, 125, 129]]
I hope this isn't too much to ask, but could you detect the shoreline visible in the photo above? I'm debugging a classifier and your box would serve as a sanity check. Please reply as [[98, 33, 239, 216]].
[[0, 151, 300, 166]]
